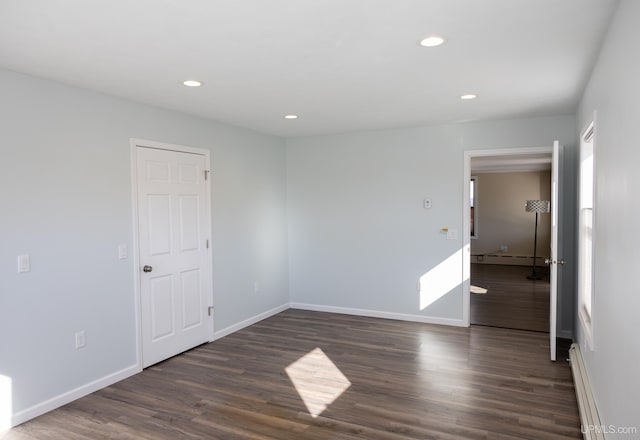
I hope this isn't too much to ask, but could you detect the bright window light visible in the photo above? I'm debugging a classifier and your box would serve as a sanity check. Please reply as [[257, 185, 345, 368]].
[[578, 120, 595, 348]]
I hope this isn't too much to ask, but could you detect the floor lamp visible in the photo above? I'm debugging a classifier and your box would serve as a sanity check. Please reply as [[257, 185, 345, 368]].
[[525, 200, 550, 280]]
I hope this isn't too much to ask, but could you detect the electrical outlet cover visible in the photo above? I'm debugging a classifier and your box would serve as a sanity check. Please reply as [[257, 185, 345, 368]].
[[17, 254, 30, 273]]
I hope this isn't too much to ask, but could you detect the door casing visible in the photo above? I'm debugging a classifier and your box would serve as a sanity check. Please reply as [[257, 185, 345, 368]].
[[130, 138, 214, 369], [463, 145, 561, 360]]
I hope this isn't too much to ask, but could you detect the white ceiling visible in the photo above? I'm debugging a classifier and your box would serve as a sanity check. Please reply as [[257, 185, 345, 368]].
[[0, 0, 618, 138]]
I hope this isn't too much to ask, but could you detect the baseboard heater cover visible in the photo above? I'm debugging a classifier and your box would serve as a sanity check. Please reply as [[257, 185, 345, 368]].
[[569, 343, 604, 440]]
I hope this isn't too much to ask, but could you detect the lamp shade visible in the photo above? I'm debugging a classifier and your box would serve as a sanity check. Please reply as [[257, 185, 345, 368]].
[[525, 200, 550, 213]]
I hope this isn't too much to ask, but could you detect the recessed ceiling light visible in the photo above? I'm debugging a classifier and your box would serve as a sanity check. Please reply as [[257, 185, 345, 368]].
[[183, 80, 204, 87], [419, 35, 446, 47], [284, 114, 298, 120], [460, 94, 478, 100]]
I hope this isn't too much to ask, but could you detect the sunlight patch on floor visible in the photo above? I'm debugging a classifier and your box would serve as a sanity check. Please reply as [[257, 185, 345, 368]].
[[285, 348, 351, 418]]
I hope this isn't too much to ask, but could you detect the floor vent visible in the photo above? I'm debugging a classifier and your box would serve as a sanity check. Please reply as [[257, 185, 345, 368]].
[[569, 343, 603, 440]]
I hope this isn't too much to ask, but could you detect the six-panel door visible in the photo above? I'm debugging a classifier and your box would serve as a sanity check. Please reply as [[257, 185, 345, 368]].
[[136, 146, 211, 368]]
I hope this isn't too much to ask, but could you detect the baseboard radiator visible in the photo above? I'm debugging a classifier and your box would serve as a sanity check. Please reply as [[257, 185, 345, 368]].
[[569, 343, 603, 440], [471, 253, 549, 266]]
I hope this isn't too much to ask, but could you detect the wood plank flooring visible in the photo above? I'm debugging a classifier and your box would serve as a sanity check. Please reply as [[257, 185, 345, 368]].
[[6, 310, 580, 439], [471, 264, 550, 332]]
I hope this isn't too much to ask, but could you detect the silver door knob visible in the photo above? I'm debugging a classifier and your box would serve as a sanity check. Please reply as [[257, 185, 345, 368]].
[[143, 265, 153, 273]]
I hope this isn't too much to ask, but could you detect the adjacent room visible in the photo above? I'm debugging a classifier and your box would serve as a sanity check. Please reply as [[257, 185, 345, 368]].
[[1, 1, 639, 439], [469, 155, 553, 333]]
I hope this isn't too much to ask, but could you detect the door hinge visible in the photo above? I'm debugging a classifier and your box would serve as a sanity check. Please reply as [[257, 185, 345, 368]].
[[204, 170, 210, 181], [206, 239, 209, 249], [208, 306, 214, 316]]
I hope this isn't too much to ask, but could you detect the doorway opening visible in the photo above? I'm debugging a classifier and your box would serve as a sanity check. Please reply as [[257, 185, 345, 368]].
[[468, 164, 552, 333], [463, 145, 562, 361]]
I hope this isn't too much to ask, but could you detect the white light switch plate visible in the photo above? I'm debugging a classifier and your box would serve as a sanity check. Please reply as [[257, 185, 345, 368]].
[[118, 244, 128, 260], [75, 331, 86, 349], [17, 254, 30, 273]]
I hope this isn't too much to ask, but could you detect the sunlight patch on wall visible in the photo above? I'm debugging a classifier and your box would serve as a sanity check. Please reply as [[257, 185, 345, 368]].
[[285, 348, 351, 418], [419, 248, 465, 310], [0, 374, 12, 431]]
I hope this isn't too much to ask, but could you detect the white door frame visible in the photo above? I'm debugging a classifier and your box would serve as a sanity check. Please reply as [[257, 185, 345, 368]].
[[130, 138, 214, 369], [462, 146, 553, 327]]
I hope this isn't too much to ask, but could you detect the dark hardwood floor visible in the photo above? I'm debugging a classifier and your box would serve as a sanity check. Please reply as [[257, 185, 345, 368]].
[[6, 310, 580, 439], [471, 264, 550, 333]]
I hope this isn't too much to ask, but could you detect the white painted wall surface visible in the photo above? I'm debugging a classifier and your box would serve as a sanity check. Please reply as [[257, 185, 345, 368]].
[[0, 69, 289, 423], [577, 0, 640, 435], [286, 116, 576, 324], [0, 67, 589, 428]]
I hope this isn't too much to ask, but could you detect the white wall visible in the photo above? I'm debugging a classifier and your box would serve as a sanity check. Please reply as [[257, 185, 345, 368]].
[[0, 69, 289, 424], [577, 0, 640, 435], [472, 171, 552, 264], [0, 68, 584, 428], [287, 116, 576, 324]]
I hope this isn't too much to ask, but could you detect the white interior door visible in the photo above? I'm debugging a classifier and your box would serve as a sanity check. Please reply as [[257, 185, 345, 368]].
[[549, 140, 562, 361], [136, 145, 212, 368]]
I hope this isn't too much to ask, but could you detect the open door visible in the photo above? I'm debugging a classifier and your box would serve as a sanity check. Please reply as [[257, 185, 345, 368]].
[[548, 140, 563, 361]]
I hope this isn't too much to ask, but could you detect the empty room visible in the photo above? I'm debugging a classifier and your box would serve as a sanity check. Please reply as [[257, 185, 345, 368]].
[[1, 1, 638, 439]]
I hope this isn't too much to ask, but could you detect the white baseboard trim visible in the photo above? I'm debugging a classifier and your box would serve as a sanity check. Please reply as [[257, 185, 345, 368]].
[[11, 363, 140, 428], [289, 303, 467, 327], [213, 303, 289, 340], [8, 302, 463, 428]]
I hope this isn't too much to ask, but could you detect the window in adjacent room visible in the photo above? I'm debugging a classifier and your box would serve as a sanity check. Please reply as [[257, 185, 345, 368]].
[[470, 177, 478, 239]]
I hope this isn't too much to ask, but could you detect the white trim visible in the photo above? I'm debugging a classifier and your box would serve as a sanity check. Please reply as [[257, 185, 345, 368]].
[[9, 301, 467, 427], [11, 364, 140, 428], [129, 143, 144, 371], [463, 146, 554, 329], [290, 303, 467, 327], [129, 138, 214, 370], [130, 138, 209, 156], [213, 303, 290, 340], [578, 116, 596, 351], [579, 306, 594, 351], [465, 146, 553, 159], [550, 141, 560, 361], [10, 301, 286, 427], [463, 154, 472, 326]]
